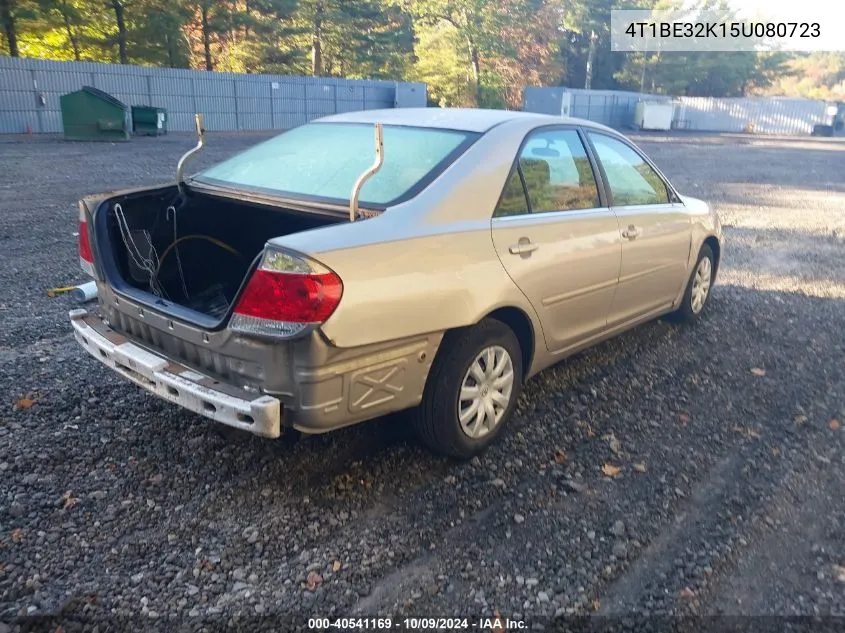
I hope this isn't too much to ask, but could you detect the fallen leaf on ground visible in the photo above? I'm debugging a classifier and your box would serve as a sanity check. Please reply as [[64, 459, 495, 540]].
[[577, 420, 596, 438], [603, 433, 622, 455], [794, 415, 808, 425], [305, 571, 323, 591], [10, 529, 24, 543], [332, 561, 342, 573], [14, 397, 36, 410], [602, 464, 622, 477], [733, 427, 762, 439], [633, 463, 647, 473], [750, 368, 766, 376], [829, 419, 841, 431], [679, 587, 696, 599], [553, 449, 567, 464], [678, 413, 690, 426], [61, 491, 79, 510]]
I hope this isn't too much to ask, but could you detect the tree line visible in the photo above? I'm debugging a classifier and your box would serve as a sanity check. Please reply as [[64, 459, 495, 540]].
[[1, 0, 843, 107]]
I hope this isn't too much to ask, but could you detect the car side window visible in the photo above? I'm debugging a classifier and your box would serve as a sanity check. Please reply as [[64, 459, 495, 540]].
[[494, 169, 530, 217], [587, 133, 670, 206], [493, 128, 601, 218], [519, 129, 601, 213]]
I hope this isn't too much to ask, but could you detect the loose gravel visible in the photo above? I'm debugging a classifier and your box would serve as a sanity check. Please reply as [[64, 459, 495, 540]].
[[0, 131, 844, 630]]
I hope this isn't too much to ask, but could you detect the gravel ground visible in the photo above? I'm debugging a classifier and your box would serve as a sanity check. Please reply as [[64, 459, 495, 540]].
[[1, 130, 844, 631]]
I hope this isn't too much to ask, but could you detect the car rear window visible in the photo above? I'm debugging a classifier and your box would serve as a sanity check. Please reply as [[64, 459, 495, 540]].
[[193, 122, 479, 207]]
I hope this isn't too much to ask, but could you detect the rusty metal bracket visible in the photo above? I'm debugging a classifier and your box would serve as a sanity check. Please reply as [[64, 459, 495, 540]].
[[349, 122, 384, 222], [177, 113, 205, 195]]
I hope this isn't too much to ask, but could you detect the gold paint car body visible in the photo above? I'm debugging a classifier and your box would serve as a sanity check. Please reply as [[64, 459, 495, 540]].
[[73, 108, 722, 439]]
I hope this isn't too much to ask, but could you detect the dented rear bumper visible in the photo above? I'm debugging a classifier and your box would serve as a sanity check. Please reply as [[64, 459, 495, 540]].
[[71, 290, 445, 437], [70, 308, 282, 437]]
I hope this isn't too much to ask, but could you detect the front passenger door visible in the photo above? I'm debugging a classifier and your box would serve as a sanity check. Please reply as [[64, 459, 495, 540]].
[[491, 127, 622, 355]]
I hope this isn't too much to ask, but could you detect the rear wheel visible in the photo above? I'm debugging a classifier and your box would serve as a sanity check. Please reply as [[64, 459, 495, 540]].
[[411, 319, 523, 459], [672, 244, 715, 323]]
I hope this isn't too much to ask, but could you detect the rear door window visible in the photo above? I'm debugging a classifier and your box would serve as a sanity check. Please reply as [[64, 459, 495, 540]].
[[495, 169, 530, 217], [493, 128, 601, 218]]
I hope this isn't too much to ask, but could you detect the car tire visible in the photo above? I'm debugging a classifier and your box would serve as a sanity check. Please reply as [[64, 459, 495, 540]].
[[410, 318, 523, 459], [671, 243, 715, 323]]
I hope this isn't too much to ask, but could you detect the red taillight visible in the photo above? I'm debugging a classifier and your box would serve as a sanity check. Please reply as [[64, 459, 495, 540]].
[[230, 249, 343, 338], [78, 202, 95, 277], [235, 269, 342, 323], [79, 219, 93, 263]]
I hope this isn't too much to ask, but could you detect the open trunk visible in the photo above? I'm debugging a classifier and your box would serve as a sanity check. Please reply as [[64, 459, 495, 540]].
[[96, 186, 343, 323]]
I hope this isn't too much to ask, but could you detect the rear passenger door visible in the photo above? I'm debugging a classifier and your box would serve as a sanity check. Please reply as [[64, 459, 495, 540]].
[[491, 127, 622, 354], [585, 132, 692, 326]]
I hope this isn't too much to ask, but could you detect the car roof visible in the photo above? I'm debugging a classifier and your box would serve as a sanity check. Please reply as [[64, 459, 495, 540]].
[[316, 107, 614, 134]]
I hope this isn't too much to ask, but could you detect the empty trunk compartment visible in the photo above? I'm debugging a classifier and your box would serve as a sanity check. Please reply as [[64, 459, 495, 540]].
[[95, 186, 343, 323]]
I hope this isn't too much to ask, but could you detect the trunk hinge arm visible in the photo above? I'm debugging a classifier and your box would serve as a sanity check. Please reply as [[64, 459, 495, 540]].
[[349, 122, 384, 222], [176, 114, 206, 196]]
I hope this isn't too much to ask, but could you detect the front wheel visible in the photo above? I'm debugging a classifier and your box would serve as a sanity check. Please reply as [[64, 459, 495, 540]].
[[672, 244, 715, 323], [411, 319, 523, 459]]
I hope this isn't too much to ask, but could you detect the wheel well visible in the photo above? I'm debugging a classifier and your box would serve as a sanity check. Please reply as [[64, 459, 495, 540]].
[[703, 236, 721, 278], [486, 307, 535, 380]]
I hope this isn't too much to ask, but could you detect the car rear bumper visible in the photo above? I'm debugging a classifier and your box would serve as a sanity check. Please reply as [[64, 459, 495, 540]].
[[70, 308, 282, 438]]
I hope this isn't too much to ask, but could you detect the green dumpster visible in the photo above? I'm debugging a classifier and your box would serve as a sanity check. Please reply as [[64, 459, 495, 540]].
[[60, 86, 131, 142], [132, 105, 168, 136]]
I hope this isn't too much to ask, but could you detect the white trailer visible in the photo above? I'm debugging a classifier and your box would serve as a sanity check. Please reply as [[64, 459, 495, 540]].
[[635, 101, 675, 131]]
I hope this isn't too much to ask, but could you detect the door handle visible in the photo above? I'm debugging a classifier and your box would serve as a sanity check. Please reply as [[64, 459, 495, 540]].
[[508, 241, 539, 255], [622, 225, 640, 240]]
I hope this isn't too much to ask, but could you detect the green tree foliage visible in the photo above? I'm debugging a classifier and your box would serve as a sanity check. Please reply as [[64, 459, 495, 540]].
[[761, 53, 845, 100], [288, 0, 411, 78], [409, 0, 564, 107], [1, 0, 841, 106], [613, 51, 775, 97], [1, 0, 40, 57]]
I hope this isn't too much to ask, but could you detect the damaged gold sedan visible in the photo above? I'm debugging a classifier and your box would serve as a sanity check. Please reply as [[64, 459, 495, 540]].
[[71, 108, 722, 458]]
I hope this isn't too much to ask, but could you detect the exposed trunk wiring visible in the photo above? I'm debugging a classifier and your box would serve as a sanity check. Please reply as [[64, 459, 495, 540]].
[[113, 202, 166, 298], [166, 204, 190, 300]]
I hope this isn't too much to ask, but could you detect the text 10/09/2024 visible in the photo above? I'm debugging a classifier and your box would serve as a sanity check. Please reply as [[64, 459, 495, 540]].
[[307, 617, 527, 630]]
